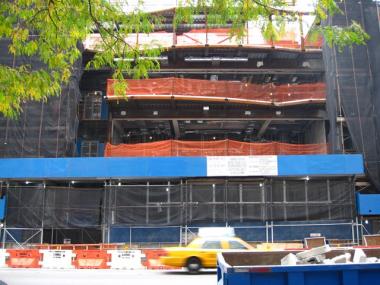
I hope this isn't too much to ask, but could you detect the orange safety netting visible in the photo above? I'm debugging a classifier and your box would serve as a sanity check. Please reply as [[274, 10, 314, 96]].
[[104, 140, 328, 157], [107, 78, 326, 106]]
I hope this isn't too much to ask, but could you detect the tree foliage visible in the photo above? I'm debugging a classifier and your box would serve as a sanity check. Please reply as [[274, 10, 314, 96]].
[[0, 0, 369, 117]]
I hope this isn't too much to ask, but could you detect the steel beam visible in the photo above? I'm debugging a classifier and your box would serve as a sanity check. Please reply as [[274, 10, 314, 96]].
[[149, 68, 324, 75], [257, 120, 272, 139], [172, 120, 181, 139]]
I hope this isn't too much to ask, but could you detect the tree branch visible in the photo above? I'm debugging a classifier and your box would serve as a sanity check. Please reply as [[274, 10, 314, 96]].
[[87, 0, 137, 55], [250, 0, 313, 16], [48, 0, 59, 30]]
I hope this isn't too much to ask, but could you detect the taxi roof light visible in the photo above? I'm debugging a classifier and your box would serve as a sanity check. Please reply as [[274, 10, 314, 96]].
[[198, 227, 235, 238]]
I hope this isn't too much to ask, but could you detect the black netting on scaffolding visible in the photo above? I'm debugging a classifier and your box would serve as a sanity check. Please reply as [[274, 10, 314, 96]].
[[44, 188, 103, 228], [6, 186, 44, 228], [323, 0, 380, 190], [6, 186, 103, 228], [104, 178, 355, 226], [4, 178, 355, 229], [0, 38, 82, 157], [106, 184, 183, 225]]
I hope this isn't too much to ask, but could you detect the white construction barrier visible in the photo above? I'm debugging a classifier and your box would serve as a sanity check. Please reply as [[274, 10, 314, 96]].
[[107, 250, 145, 269], [39, 250, 75, 269], [0, 249, 9, 268]]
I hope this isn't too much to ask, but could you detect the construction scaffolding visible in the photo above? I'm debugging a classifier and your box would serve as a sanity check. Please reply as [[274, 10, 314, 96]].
[[0, 39, 82, 158], [0, 177, 356, 245], [104, 178, 355, 226], [1, 2, 368, 247], [323, 0, 380, 191], [84, 22, 322, 51]]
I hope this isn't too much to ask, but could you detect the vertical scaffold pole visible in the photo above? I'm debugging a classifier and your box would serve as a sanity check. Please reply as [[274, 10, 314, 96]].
[[356, 216, 360, 245], [271, 221, 274, 243]]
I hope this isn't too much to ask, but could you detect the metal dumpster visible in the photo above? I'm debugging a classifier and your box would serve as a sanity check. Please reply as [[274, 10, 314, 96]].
[[217, 249, 380, 285]]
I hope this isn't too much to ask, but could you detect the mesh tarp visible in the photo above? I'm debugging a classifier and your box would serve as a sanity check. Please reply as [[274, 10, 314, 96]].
[[323, 0, 380, 190], [105, 178, 355, 226], [5, 178, 355, 228], [104, 139, 328, 157], [6, 186, 103, 228], [107, 78, 326, 106], [0, 39, 82, 157]]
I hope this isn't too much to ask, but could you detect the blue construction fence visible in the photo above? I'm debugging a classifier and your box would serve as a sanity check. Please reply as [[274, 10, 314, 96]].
[[109, 220, 359, 244]]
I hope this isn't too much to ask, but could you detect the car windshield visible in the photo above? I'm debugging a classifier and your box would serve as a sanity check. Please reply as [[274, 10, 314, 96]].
[[229, 240, 249, 250], [201, 240, 222, 249]]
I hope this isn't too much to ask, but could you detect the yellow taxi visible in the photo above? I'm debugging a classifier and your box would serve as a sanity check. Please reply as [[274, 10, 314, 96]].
[[160, 236, 254, 273]]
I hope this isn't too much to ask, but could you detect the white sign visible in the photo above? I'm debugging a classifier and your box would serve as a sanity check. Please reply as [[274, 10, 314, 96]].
[[207, 156, 278, 176], [107, 250, 144, 270], [39, 250, 75, 269]]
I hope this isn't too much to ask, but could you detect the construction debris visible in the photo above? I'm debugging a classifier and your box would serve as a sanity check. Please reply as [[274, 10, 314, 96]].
[[323, 253, 351, 265], [353, 249, 367, 263], [295, 245, 331, 261], [280, 253, 298, 266], [281, 247, 380, 266]]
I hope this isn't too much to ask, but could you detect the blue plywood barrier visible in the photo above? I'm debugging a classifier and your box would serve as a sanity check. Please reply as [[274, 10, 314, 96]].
[[4, 229, 22, 242], [278, 154, 364, 176], [232, 227, 267, 242], [356, 194, 380, 215], [110, 226, 181, 243], [0, 157, 207, 179], [109, 221, 354, 243], [0, 154, 364, 180], [271, 221, 353, 241]]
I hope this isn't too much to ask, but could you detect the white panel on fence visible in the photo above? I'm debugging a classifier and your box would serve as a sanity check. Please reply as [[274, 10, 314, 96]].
[[107, 250, 144, 269], [0, 249, 9, 268], [39, 250, 75, 269]]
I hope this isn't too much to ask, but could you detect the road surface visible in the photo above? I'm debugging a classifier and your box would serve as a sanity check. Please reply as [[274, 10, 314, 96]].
[[0, 268, 216, 285]]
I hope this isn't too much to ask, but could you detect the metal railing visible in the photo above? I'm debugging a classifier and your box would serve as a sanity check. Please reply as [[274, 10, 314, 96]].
[[1, 219, 368, 248], [108, 220, 365, 248]]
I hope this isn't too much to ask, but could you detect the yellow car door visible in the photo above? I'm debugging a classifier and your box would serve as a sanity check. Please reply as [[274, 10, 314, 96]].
[[201, 240, 232, 268], [198, 240, 227, 268]]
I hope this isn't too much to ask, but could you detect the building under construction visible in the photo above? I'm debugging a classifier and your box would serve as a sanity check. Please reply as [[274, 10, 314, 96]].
[[0, 0, 379, 246]]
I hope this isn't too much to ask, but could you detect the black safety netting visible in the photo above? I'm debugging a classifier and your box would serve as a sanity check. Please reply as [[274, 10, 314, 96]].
[[5, 178, 355, 229], [323, 0, 380, 191], [6, 186, 103, 228], [104, 178, 355, 226], [0, 39, 82, 157]]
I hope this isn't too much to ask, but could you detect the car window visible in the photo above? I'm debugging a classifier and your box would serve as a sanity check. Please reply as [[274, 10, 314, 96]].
[[228, 240, 249, 250], [201, 241, 222, 249]]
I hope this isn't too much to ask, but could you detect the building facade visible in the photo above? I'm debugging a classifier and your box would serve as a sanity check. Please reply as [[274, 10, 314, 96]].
[[1, 1, 378, 245]]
